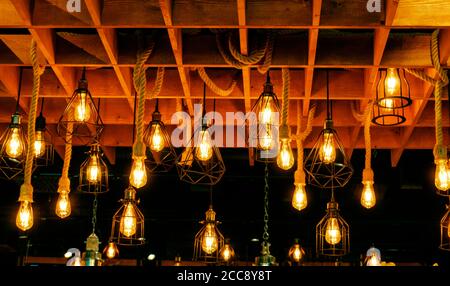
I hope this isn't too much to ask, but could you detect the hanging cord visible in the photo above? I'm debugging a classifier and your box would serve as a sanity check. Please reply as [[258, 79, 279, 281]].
[[281, 68, 290, 127], [262, 163, 270, 243], [91, 195, 98, 233], [57, 109, 74, 194], [362, 101, 375, 183], [18, 40, 45, 204], [197, 67, 237, 97], [404, 30, 449, 161], [326, 70, 331, 120], [15, 68, 23, 113]]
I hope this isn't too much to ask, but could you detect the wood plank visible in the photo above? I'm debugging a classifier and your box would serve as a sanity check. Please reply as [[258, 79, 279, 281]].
[[320, 0, 383, 26], [247, 0, 311, 26], [29, 29, 55, 64], [102, 0, 164, 26], [312, 0, 322, 26], [173, 0, 238, 26], [84, 0, 102, 25], [393, 0, 450, 26], [8, 0, 31, 25], [102, 146, 116, 165]]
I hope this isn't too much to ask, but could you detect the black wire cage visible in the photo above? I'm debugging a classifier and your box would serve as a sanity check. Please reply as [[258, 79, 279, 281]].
[[144, 99, 177, 173], [439, 206, 450, 251], [34, 100, 55, 168], [78, 143, 109, 194], [372, 68, 411, 126], [193, 206, 225, 264], [57, 68, 104, 145]]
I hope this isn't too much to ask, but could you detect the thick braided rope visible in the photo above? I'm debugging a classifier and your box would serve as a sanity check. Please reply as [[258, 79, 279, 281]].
[[228, 31, 267, 65], [132, 43, 154, 157], [197, 67, 237, 96], [215, 33, 245, 69], [281, 68, 290, 126], [149, 67, 165, 99], [363, 101, 374, 170], [19, 40, 44, 202], [257, 31, 274, 75], [58, 110, 73, 192], [294, 102, 315, 184]]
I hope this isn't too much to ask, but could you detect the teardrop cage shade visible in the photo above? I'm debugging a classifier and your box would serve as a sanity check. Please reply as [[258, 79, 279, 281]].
[[248, 74, 280, 163], [177, 125, 226, 186], [316, 201, 350, 257], [439, 207, 450, 251], [57, 77, 104, 145], [78, 144, 109, 194], [110, 187, 145, 246], [193, 207, 225, 264], [34, 114, 55, 168], [144, 115, 177, 173], [304, 123, 353, 189]]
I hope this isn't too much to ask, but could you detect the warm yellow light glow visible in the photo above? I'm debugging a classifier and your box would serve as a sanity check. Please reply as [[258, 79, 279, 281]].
[[435, 159, 449, 191], [277, 139, 294, 170], [119, 202, 137, 237], [380, 98, 394, 109], [150, 124, 164, 152], [259, 127, 273, 151], [201, 223, 218, 254], [55, 192, 71, 219], [260, 106, 273, 125], [105, 242, 119, 259], [16, 201, 33, 231], [5, 127, 24, 159], [129, 157, 147, 188], [325, 217, 341, 245], [361, 181, 376, 209], [34, 130, 46, 158], [195, 129, 213, 162], [292, 183, 307, 211], [447, 219, 450, 238], [86, 154, 101, 184], [367, 254, 381, 266], [319, 132, 336, 164], [74, 92, 91, 122], [385, 68, 400, 97]]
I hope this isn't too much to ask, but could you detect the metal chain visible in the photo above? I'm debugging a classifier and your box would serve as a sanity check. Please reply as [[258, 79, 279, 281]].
[[92, 195, 98, 233], [263, 162, 270, 243]]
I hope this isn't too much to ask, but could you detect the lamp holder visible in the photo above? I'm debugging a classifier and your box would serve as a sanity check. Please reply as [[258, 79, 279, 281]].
[[279, 125, 290, 140], [434, 144, 447, 161], [124, 186, 137, 201], [324, 119, 334, 130], [327, 201, 339, 212], [35, 113, 46, 131], [10, 113, 21, 127], [362, 168, 374, 182], [294, 169, 306, 184]]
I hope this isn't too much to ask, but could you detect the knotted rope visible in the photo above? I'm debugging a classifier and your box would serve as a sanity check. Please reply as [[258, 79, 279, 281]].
[[197, 67, 237, 96], [362, 101, 375, 183]]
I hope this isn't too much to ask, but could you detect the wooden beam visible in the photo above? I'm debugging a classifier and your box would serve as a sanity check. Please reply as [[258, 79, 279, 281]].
[[102, 146, 116, 165], [8, 0, 31, 25], [0, 66, 28, 113]]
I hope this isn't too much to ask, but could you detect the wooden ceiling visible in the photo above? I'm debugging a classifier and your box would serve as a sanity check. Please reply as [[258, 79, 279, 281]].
[[0, 0, 449, 167]]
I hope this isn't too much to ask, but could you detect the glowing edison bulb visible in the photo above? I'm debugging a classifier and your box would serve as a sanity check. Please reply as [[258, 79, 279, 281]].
[[119, 202, 137, 237], [367, 254, 381, 266], [150, 124, 164, 152], [292, 183, 307, 211], [16, 201, 33, 231], [325, 217, 341, 245], [33, 130, 46, 158], [104, 242, 119, 259], [319, 132, 336, 164], [381, 98, 394, 109], [361, 181, 376, 209], [195, 129, 213, 162], [277, 139, 294, 170], [201, 223, 218, 254], [435, 159, 449, 191], [221, 246, 231, 261], [74, 92, 91, 122], [129, 157, 147, 188], [385, 68, 400, 96], [5, 128, 24, 159], [260, 106, 273, 125], [55, 192, 71, 219], [259, 127, 273, 151], [86, 154, 101, 183]]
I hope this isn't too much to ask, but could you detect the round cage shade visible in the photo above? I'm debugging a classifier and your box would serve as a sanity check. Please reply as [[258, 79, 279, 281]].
[[439, 208, 450, 251], [144, 119, 177, 173], [372, 103, 407, 126], [177, 126, 226, 186], [304, 124, 353, 189], [316, 201, 350, 257], [193, 207, 225, 264], [78, 144, 109, 194], [375, 68, 411, 109], [110, 187, 145, 246], [57, 83, 104, 145], [248, 75, 280, 163]]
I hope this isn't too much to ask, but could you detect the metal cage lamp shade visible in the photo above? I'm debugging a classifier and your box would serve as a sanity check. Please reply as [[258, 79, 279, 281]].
[[439, 206, 450, 251], [34, 99, 55, 168], [177, 85, 226, 186], [372, 68, 411, 126], [193, 206, 225, 264], [304, 72, 353, 189], [110, 186, 145, 246], [144, 99, 177, 173], [78, 143, 109, 194], [316, 200, 350, 257], [249, 71, 280, 163], [57, 68, 104, 145]]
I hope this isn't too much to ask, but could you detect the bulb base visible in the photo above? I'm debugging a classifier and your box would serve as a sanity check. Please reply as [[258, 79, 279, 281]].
[[434, 145, 448, 161], [10, 113, 21, 126], [152, 110, 162, 122], [327, 201, 339, 211], [324, 119, 334, 130], [35, 114, 46, 131], [124, 187, 137, 201], [279, 125, 290, 140], [362, 168, 374, 182]]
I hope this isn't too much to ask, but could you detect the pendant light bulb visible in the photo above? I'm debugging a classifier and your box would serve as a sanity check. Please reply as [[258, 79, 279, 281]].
[[195, 129, 213, 162], [325, 217, 341, 245], [16, 201, 33, 231], [361, 181, 376, 209], [201, 223, 219, 254], [5, 127, 24, 159], [435, 159, 449, 191], [33, 130, 46, 158], [119, 202, 137, 237], [129, 157, 147, 189], [384, 68, 401, 97], [277, 139, 294, 170], [319, 131, 336, 164], [292, 183, 307, 211], [55, 191, 71, 219], [149, 124, 164, 152], [104, 242, 119, 259], [74, 91, 91, 122], [86, 153, 101, 183]]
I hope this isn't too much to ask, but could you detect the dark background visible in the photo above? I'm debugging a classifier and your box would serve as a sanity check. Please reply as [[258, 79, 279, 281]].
[[0, 147, 449, 266]]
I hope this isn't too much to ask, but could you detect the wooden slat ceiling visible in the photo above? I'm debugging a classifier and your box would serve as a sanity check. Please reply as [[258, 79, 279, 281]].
[[0, 0, 449, 167]]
